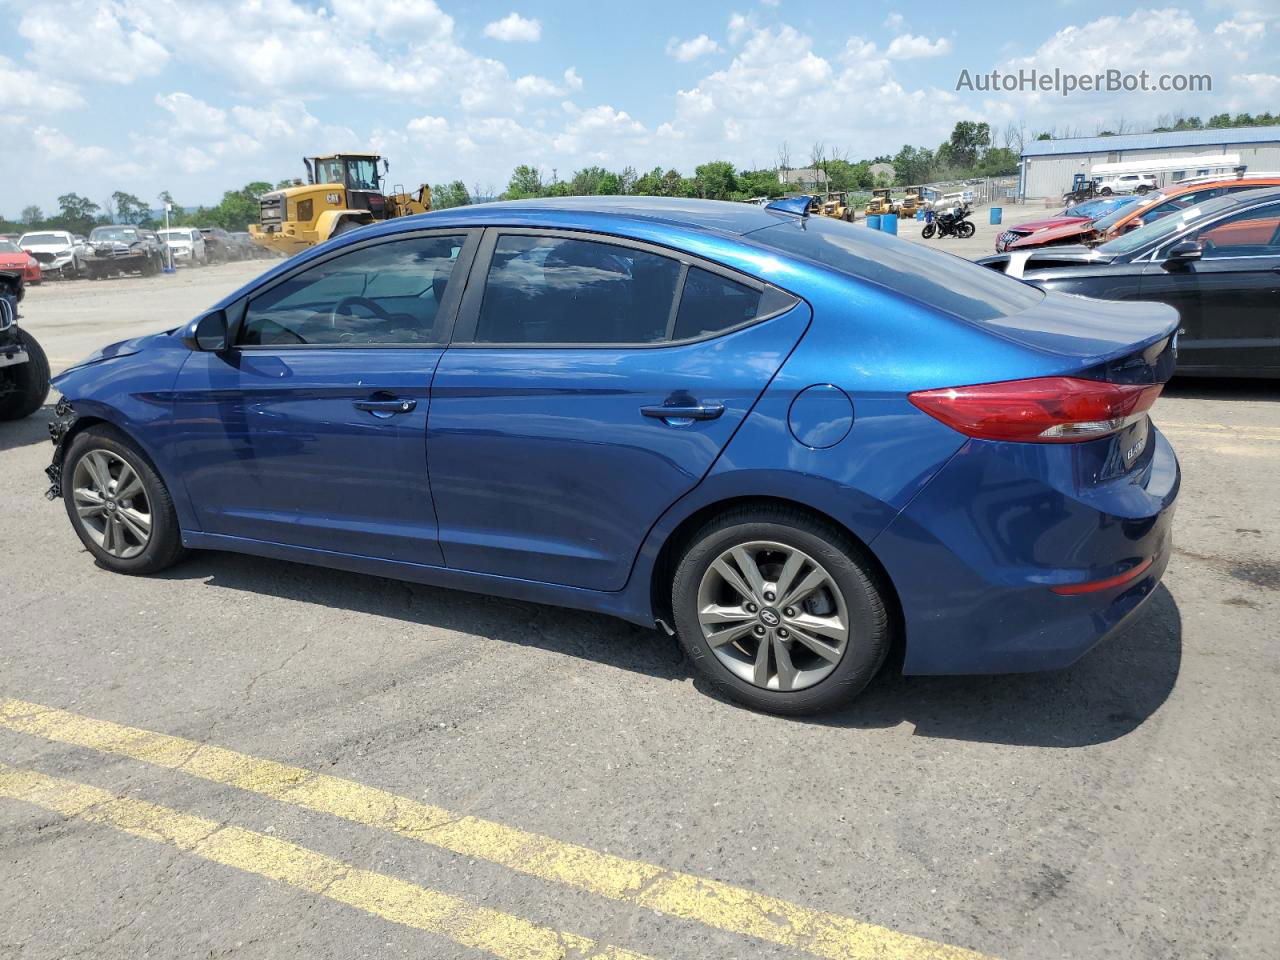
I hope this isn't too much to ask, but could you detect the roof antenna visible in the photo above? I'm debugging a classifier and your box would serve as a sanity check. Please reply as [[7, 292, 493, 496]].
[[765, 195, 813, 217]]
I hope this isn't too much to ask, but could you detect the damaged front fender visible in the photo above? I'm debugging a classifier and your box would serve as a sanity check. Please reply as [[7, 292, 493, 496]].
[[45, 396, 78, 500]]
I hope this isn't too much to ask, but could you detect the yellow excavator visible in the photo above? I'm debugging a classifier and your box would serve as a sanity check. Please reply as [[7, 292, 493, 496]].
[[250, 154, 431, 257]]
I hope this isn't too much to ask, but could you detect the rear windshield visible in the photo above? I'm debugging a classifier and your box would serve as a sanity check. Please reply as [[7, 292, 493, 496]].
[[750, 216, 1043, 321]]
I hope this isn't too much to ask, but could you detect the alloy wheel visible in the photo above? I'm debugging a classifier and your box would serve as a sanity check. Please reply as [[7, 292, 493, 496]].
[[71, 449, 152, 559], [696, 540, 849, 691]]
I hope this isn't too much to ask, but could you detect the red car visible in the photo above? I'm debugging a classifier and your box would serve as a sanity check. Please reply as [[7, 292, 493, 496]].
[[0, 238, 41, 284], [993, 196, 1142, 253]]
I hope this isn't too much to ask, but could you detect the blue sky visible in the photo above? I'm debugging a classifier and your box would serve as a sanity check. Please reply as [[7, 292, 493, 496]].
[[2, 0, 1277, 212]]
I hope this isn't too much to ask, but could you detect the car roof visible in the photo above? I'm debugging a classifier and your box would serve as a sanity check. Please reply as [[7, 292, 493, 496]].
[[402, 196, 797, 237]]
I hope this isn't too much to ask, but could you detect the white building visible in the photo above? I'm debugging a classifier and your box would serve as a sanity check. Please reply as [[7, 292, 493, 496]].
[[1019, 126, 1280, 199]]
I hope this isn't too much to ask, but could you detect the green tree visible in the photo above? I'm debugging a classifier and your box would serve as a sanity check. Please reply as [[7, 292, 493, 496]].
[[503, 164, 544, 199], [892, 145, 935, 185], [431, 180, 472, 209], [55, 193, 100, 234], [112, 191, 150, 225], [694, 160, 737, 200], [945, 121, 991, 168], [20, 205, 43, 226]]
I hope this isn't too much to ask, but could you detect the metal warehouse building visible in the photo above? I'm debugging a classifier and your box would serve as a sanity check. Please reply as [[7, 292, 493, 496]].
[[1019, 126, 1280, 199]]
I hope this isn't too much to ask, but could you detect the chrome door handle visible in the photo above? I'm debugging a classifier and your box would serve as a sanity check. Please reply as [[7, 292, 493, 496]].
[[353, 398, 417, 416], [640, 403, 725, 422]]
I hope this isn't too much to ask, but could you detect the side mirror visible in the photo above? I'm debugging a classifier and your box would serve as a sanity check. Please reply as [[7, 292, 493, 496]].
[[184, 310, 229, 351], [1164, 240, 1203, 266], [1124, 218, 1144, 232]]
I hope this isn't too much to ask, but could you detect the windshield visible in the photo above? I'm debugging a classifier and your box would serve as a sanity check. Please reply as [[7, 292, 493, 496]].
[[752, 215, 1043, 321], [1097, 194, 1240, 255], [346, 158, 378, 190], [19, 233, 66, 246], [1063, 197, 1140, 220], [158, 230, 191, 241], [1091, 193, 1165, 232], [91, 227, 139, 242], [0, 239, 20, 254]]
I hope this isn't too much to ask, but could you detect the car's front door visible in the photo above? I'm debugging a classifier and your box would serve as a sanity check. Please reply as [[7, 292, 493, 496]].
[[1140, 200, 1280, 375], [172, 230, 477, 564], [427, 229, 809, 591]]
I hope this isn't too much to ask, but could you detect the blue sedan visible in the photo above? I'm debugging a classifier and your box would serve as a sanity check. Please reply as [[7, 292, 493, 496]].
[[45, 197, 1180, 714]]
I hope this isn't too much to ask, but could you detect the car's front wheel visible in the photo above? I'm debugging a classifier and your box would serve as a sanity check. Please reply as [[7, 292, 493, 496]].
[[61, 426, 186, 574], [671, 507, 891, 714]]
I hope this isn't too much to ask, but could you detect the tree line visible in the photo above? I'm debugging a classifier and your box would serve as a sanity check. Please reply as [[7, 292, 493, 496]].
[[7, 113, 1276, 232]]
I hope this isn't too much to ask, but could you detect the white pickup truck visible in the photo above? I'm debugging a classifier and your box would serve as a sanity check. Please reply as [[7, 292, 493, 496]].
[[1095, 173, 1157, 196], [18, 230, 88, 280]]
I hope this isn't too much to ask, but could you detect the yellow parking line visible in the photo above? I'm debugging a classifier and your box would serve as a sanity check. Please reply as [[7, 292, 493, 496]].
[[0, 699, 990, 960], [0, 762, 650, 960]]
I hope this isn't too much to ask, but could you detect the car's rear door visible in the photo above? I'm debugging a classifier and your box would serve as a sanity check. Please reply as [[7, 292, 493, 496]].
[[427, 228, 809, 591], [1140, 200, 1280, 375], [173, 229, 478, 564]]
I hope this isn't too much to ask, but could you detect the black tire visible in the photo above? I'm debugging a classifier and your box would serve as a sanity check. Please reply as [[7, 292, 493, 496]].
[[61, 425, 187, 575], [1136, 185, 1150, 195], [1100, 187, 1113, 196], [0, 329, 51, 421], [671, 506, 891, 715], [921, 223, 936, 239], [958, 221, 976, 239]]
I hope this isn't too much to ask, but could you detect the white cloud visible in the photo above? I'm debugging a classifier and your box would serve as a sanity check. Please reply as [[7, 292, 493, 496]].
[[483, 12, 541, 43], [884, 12, 904, 29], [563, 67, 584, 91], [0, 55, 83, 110], [885, 34, 952, 59], [407, 115, 449, 137], [19, 2, 169, 84], [330, 0, 453, 37], [666, 34, 722, 62], [154, 92, 232, 140]]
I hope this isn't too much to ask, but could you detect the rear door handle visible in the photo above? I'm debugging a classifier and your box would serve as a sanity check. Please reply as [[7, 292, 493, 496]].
[[640, 403, 725, 422], [353, 397, 417, 416]]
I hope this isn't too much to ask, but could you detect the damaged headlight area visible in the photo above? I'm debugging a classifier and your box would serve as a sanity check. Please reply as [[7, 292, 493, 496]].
[[45, 396, 78, 500]]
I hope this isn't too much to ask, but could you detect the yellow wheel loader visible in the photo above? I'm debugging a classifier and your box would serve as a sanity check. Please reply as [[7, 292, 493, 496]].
[[865, 188, 897, 217], [249, 154, 431, 257], [818, 192, 856, 222], [898, 186, 925, 219]]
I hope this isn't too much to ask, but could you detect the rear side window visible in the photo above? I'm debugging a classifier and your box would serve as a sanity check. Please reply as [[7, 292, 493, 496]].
[[752, 216, 1042, 321], [240, 234, 466, 346], [475, 235, 681, 344], [673, 268, 762, 340]]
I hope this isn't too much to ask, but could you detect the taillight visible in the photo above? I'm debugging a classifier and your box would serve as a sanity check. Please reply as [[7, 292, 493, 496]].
[[908, 377, 1162, 443]]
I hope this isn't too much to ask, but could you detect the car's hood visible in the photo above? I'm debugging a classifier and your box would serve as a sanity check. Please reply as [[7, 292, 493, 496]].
[[56, 331, 170, 377], [0, 254, 31, 267], [1006, 221, 1095, 249], [1005, 215, 1090, 233]]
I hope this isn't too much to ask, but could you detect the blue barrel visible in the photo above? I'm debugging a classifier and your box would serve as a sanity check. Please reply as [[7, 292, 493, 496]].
[[915, 209, 924, 220], [865, 214, 881, 231], [880, 213, 898, 235], [989, 206, 1003, 225]]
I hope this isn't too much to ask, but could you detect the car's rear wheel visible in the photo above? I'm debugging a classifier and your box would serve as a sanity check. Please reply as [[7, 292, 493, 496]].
[[0, 329, 50, 421], [671, 507, 891, 714], [958, 221, 976, 239], [61, 426, 186, 574]]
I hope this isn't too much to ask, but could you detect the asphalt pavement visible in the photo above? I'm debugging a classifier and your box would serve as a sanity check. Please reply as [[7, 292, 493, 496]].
[[1, 237, 1277, 960]]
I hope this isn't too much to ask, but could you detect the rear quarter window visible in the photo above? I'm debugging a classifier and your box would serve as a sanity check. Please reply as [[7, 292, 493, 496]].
[[751, 216, 1043, 321]]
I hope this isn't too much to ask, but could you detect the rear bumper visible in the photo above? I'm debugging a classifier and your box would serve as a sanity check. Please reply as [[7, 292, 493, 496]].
[[876, 426, 1179, 675]]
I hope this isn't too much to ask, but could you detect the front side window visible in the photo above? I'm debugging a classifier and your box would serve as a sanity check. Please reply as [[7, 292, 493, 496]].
[[347, 159, 378, 190], [239, 235, 466, 346], [1189, 202, 1280, 258], [475, 235, 681, 344]]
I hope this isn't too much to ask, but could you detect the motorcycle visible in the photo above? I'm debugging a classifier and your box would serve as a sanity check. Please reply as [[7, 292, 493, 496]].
[[921, 204, 975, 240]]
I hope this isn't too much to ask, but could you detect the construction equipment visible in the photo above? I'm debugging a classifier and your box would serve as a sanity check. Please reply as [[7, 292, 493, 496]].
[[865, 188, 897, 217], [817, 192, 856, 222], [899, 186, 926, 219], [249, 154, 431, 257]]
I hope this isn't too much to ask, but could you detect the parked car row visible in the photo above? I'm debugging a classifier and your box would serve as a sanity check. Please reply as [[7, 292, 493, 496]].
[[981, 185, 1280, 379]]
